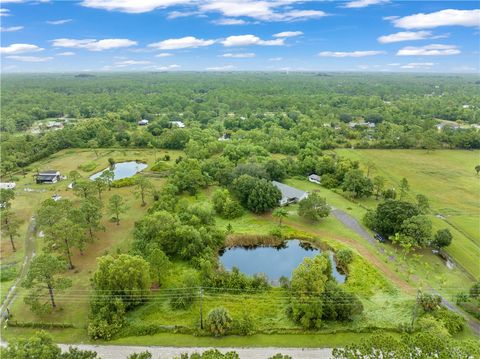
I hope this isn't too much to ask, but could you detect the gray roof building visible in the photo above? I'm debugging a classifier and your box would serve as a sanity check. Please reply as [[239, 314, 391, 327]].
[[272, 181, 308, 206]]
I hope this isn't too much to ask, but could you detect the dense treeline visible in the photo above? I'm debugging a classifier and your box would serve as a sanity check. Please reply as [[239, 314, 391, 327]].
[[1, 73, 480, 175]]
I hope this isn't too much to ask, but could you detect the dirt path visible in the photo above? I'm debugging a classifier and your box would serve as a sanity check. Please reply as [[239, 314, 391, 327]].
[[57, 344, 332, 359], [0, 216, 36, 320], [281, 215, 414, 294]]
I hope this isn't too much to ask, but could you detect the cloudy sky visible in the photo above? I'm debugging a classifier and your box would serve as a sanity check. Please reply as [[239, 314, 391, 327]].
[[0, 0, 478, 72]]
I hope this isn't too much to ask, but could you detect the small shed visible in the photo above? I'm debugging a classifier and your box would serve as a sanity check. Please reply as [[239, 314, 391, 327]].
[[138, 119, 149, 126], [308, 174, 321, 184], [36, 170, 61, 184]]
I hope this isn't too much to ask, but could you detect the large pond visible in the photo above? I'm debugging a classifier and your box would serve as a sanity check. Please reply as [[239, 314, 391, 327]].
[[219, 240, 346, 284], [89, 161, 148, 181]]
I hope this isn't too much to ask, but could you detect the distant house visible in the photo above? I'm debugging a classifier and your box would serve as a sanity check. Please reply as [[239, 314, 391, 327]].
[[170, 121, 185, 128], [0, 182, 16, 190], [46, 121, 63, 130], [272, 181, 308, 206], [218, 133, 231, 141], [138, 119, 149, 126], [308, 174, 321, 184], [36, 170, 61, 184]]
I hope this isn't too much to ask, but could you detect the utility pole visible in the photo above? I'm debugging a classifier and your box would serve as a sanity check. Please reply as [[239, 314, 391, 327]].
[[411, 289, 420, 330], [199, 287, 204, 330]]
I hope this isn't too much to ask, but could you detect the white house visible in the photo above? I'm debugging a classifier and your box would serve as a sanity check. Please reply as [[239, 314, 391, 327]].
[[0, 182, 16, 190], [170, 121, 185, 128], [272, 181, 308, 206], [308, 174, 321, 184]]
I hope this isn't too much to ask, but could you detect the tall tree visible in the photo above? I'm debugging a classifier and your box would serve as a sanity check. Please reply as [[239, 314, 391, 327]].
[[372, 176, 385, 200], [1, 210, 21, 252], [399, 177, 409, 200], [298, 192, 330, 222], [44, 218, 86, 269], [108, 194, 128, 225], [134, 176, 153, 206], [272, 207, 288, 227], [22, 253, 71, 312], [0, 188, 15, 210], [100, 169, 115, 190], [342, 169, 373, 198], [79, 198, 103, 240], [93, 177, 107, 200], [73, 179, 95, 199], [416, 194, 430, 214]]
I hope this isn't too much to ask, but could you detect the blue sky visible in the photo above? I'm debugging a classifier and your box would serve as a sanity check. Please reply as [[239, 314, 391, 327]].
[[0, 0, 479, 72]]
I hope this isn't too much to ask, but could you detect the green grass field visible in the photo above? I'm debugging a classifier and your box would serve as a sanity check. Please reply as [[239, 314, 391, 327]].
[[1, 148, 478, 345], [334, 149, 480, 279]]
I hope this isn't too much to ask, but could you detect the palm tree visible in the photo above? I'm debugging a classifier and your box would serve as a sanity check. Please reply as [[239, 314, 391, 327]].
[[272, 207, 288, 227]]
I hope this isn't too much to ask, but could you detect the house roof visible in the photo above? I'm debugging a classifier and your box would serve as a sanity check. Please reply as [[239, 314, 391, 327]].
[[309, 174, 321, 180], [272, 181, 307, 200], [36, 174, 58, 181], [39, 170, 59, 175]]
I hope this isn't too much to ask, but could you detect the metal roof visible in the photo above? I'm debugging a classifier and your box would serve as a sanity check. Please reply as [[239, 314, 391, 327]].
[[272, 181, 307, 200]]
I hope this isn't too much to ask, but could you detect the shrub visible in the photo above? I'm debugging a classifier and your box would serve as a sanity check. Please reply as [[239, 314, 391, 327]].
[[419, 293, 441, 312], [111, 177, 137, 188], [127, 351, 152, 359], [234, 311, 255, 335], [170, 274, 199, 310], [433, 308, 465, 335], [0, 266, 17, 282], [150, 161, 171, 172], [206, 307, 232, 336], [336, 249, 353, 269], [268, 355, 293, 359], [78, 161, 98, 172]]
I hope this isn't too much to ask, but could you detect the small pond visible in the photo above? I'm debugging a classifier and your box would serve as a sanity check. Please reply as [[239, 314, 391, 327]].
[[89, 161, 148, 181], [219, 240, 346, 284]]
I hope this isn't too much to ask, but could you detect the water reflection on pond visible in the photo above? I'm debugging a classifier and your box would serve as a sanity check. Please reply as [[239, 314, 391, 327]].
[[219, 240, 346, 284], [89, 161, 147, 181]]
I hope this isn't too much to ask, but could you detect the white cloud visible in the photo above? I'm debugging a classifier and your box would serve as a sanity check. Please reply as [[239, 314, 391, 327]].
[[280, 10, 327, 21], [0, 9, 11, 17], [46, 19, 72, 25], [392, 9, 480, 29], [0, 43, 44, 54], [6, 55, 53, 62], [0, 26, 23, 32], [344, 0, 389, 9], [318, 50, 385, 57], [57, 51, 75, 56], [155, 64, 181, 71], [221, 52, 255, 58], [1, 0, 24, 3], [378, 31, 436, 43], [80, 0, 191, 13], [51, 38, 137, 51], [148, 36, 215, 50], [155, 52, 174, 57], [269, 57, 283, 61], [167, 10, 201, 19], [206, 65, 235, 71], [212, 18, 247, 25], [273, 31, 303, 38], [199, 1, 326, 22], [400, 62, 435, 69], [222, 34, 284, 47], [115, 60, 152, 66], [396, 44, 460, 56]]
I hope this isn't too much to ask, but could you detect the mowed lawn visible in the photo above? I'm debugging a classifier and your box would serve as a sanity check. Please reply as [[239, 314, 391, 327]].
[[2, 148, 177, 337], [335, 149, 480, 279]]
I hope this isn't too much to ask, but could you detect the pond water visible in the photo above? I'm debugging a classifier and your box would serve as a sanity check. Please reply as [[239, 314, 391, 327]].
[[89, 161, 148, 181], [219, 240, 346, 284]]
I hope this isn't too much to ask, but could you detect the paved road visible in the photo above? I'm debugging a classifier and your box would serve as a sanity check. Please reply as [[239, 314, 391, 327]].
[[58, 344, 333, 359]]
